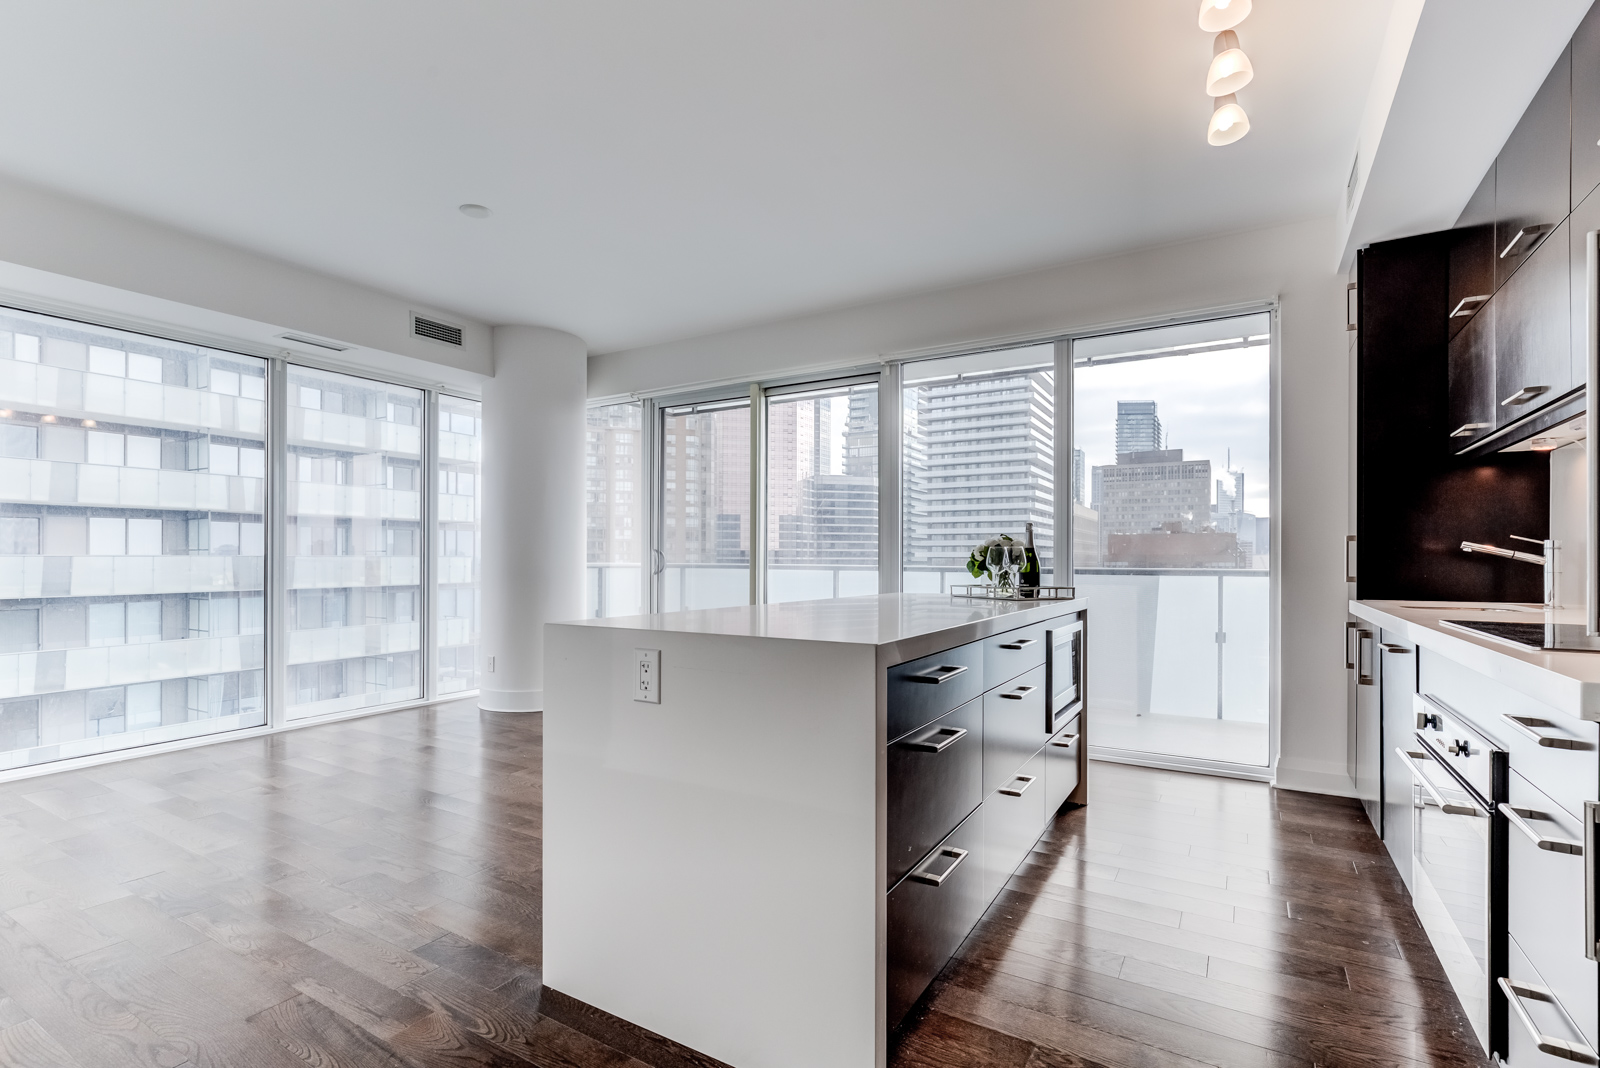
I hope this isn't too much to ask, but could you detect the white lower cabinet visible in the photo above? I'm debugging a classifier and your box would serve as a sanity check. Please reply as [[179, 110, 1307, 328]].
[[1505, 769, 1598, 1057], [1504, 935, 1599, 1065]]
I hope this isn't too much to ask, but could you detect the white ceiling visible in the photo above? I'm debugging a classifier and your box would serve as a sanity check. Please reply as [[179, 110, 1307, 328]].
[[0, 1, 1395, 352]]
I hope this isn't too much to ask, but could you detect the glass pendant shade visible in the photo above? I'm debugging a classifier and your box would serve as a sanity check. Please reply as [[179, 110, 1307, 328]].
[[1198, 0, 1251, 32], [1206, 31, 1253, 96], [1207, 94, 1250, 146]]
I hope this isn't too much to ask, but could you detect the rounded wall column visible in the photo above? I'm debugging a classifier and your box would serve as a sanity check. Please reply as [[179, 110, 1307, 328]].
[[479, 325, 587, 712]]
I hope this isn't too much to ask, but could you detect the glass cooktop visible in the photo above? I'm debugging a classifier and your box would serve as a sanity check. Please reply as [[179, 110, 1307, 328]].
[[1441, 618, 1600, 652]]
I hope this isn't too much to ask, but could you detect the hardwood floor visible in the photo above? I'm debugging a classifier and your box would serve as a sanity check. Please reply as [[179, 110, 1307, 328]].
[[0, 701, 1487, 1068]]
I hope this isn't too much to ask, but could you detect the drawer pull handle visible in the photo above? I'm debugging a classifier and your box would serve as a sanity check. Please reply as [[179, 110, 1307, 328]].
[[1499, 977, 1599, 1064], [907, 664, 967, 685], [1502, 714, 1593, 750], [1449, 295, 1490, 317], [1587, 802, 1599, 962], [1449, 422, 1490, 438], [998, 774, 1037, 797], [907, 845, 969, 887], [1394, 748, 1482, 817], [904, 726, 968, 753], [1500, 804, 1584, 854], [1049, 733, 1079, 748], [999, 685, 1037, 700], [998, 637, 1037, 650], [1500, 225, 1551, 259], [1502, 384, 1551, 407]]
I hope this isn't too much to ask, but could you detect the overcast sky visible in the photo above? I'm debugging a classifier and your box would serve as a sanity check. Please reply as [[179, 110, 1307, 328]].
[[1074, 344, 1270, 517]]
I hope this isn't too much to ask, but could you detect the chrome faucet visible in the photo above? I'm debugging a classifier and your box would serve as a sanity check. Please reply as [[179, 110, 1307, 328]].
[[1460, 535, 1555, 607]]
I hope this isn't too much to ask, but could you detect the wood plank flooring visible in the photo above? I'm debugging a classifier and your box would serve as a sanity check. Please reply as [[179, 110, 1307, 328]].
[[0, 700, 1487, 1068]]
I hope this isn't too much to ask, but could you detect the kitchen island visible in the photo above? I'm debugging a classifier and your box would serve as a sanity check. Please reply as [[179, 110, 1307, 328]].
[[543, 592, 1088, 1068]]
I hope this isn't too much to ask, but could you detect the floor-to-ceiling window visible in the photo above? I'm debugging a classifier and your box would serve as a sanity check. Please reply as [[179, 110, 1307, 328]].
[[586, 401, 644, 617], [1071, 312, 1271, 768], [660, 398, 751, 611], [901, 345, 1056, 592], [285, 366, 424, 719], [765, 381, 878, 603], [437, 395, 481, 694], [0, 309, 267, 770]]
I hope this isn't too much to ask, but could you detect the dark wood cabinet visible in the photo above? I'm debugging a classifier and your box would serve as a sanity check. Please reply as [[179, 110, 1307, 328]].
[[1448, 298, 1494, 445], [1495, 45, 1572, 294], [1449, 167, 1496, 340], [1495, 218, 1574, 426], [1570, 183, 1600, 389], [1573, 4, 1600, 211]]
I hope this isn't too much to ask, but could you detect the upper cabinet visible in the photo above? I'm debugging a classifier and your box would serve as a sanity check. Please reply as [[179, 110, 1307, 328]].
[[1449, 167, 1496, 340], [1495, 217, 1574, 427], [1573, 4, 1600, 210], [1495, 46, 1572, 293]]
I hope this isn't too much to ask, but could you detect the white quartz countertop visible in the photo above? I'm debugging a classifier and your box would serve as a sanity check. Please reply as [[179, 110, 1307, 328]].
[[1350, 599, 1600, 719], [553, 592, 1085, 664]]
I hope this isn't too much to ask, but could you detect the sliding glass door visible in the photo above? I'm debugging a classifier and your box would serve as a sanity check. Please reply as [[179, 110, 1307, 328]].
[[660, 398, 751, 611], [765, 381, 878, 603], [901, 345, 1056, 592], [1071, 312, 1271, 768]]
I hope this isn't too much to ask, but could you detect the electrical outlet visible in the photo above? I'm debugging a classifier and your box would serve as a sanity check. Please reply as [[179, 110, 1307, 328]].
[[634, 648, 660, 704], [487, 656, 495, 673]]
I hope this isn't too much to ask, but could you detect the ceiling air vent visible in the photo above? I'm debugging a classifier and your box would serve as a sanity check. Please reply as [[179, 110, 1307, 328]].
[[412, 314, 464, 347], [278, 333, 351, 352]]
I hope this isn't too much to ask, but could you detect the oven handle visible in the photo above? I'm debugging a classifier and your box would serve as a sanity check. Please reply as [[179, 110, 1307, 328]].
[[1498, 977, 1600, 1064], [1588, 802, 1600, 963], [1393, 748, 1483, 817]]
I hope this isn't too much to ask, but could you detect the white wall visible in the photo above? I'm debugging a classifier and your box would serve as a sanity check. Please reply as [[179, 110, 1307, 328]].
[[591, 215, 1354, 795], [0, 172, 490, 385]]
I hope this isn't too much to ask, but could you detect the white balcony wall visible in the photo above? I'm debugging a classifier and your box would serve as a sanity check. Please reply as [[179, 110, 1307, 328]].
[[291, 408, 422, 455], [0, 633, 263, 699], [287, 483, 419, 520], [0, 555, 261, 598], [438, 493, 475, 522], [437, 616, 474, 648], [286, 555, 419, 590], [286, 622, 420, 666], [0, 363, 263, 434], [437, 556, 476, 585], [439, 430, 479, 463], [0, 458, 262, 511]]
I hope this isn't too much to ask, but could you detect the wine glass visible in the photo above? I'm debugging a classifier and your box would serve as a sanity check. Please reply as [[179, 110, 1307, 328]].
[[986, 544, 1009, 592], [1004, 545, 1023, 594]]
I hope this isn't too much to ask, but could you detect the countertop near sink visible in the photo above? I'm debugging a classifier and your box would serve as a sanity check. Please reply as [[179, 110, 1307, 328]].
[[1350, 600, 1600, 720]]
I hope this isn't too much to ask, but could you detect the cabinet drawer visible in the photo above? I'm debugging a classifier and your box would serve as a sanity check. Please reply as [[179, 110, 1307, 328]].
[[887, 641, 984, 740], [983, 750, 1047, 905], [886, 808, 983, 1032], [983, 664, 1048, 795], [1043, 716, 1080, 817], [888, 698, 983, 889], [981, 621, 1047, 689], [1419, 651, 1598, 822], [1505, 770, 1597, 1051], [1505, 934, 1599, 1067]]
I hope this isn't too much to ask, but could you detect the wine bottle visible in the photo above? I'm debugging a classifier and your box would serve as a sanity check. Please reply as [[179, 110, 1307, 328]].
[[1020, 522, 1041, 597]]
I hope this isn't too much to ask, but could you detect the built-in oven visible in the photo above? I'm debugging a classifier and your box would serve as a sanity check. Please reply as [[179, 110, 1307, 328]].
[[1045, 616, 1084, 736], [1395, 693, 1508, 1059]]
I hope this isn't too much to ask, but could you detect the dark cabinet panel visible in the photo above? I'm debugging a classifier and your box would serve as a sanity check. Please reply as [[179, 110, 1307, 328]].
[[982, 749, 1047, 904], [982, 664, 1047, 795], [1448, 299, 1495, 446], [1449, 167, 1496, 340], [887, 641, 983, 741], [980, 621, 1046, 689], [886, 809, 983, 1031], [887, 698, 982, 889], [1573, 3, 1600, 210], [1042, 716, 1080, 817], [1495, 217, 1573, 426], [1569, 183, 1600, 390], [1496, 46, 1571, 293]]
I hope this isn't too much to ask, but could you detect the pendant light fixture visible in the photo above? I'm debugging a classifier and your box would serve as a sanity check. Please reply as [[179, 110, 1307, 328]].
[[1198, 0, 1252, 32], [1207, 94, 1250, 146], [1206, 30, 1253, 96]]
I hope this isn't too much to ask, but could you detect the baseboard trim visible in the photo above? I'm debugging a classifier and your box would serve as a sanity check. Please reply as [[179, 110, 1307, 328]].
[[478, 687, 542, 712], [1089, 746, 1275, 783], [538, 987, 734, 1068]]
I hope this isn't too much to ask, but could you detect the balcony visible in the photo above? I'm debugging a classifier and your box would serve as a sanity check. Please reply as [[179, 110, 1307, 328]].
[[0, 633, 264, 699], [287, 555, 419, 590], [0, 458, 263, 511], [289, 408, 422, 455], [0, 555, 263, 598], [0, 362, 264, 435], [287, 483, 420, 520]]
